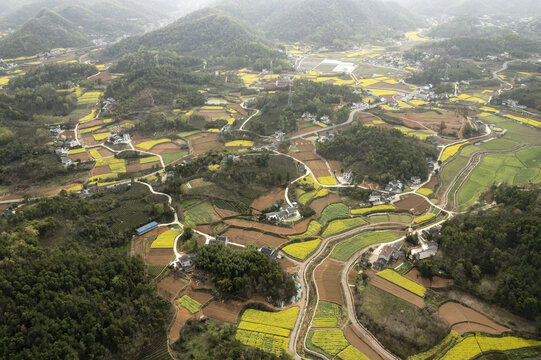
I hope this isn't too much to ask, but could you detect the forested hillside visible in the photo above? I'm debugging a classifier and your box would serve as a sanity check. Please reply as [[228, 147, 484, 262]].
[[104, 9, 286, 70], [317, 124, 438, 184], [428, 185, 541, 321]]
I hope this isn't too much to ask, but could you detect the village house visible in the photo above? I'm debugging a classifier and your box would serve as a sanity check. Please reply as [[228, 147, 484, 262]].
[[385, 180, 403, 193], [411, 241, 439, 260], [369, 191, 382, 203], [260, 247, 280, 260], [320, 115, 331, 125], [65, 139, 77, 148], [209, 235, 229, 246], [342, 169, 354, 184], [50, 125, 62, 136], [266, 206, 299, 222], [61, 157, 73, 167], [410, 176, 422, 186], [108, 133, 131, 145], [373, 243, 402, 270], [173, 255, 194, 273], [55, 147, 69, 157]]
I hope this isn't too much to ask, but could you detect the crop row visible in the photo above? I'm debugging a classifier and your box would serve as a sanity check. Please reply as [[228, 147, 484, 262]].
[[240, 307, 299, 330], [176, 295, 201, 314], [377, 269, 426, 297]]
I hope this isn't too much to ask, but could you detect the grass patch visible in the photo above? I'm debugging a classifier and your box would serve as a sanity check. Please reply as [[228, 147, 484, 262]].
[[331, 231, 399, 261], [184, 202, 220, 224], [163, 152, 188, 164]]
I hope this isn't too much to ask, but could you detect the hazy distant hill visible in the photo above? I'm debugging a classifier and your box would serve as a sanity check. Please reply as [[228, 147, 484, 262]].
[[0, 9, 89, 58], [393, 0, 541, 17], [216, 0, 420, 45], [104, 9, 285, 69]]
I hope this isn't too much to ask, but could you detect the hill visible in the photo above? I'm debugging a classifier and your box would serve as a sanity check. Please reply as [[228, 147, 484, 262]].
[[216, 0, 420, 45], [104, 9, 286, 69], [0, 9, 89, 58], [394, 0, 541, 17]]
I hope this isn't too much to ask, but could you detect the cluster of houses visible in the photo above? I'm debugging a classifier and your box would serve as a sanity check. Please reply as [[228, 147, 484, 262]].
[[318, 133, 335, 143], [373, 243, 402, 270], [102, 97, 116, 112], [385, 180, 404, 193], [302, 112, 332, 126], [369, 191, 395, 204]]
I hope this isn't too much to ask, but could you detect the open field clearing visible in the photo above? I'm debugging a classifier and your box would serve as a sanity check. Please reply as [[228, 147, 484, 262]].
[[330, 231, 399, 261], [250, 188, 286, 211], [351, 205, 396, 215], [395, 194, 431, 213], [405, 268, 453, 288], [377, 269, 426, 297], [151, 229, 181, 249], [440, 334, 541, 360], [319, 203, 349, 226], [321, 218, 367, 238], [176, 295, 202, 314], [369, 276, 425, 308], [456, 147, 541, 210], [157, 275, 187, 301], [282, 239, 321, 260], [222, 228, 285, 248], [438, 302, 509, 335], [312, 301, 342, 328], [184, 202, 221, 225], [202, 300, 245, 323], [315, 258, 345, 305]]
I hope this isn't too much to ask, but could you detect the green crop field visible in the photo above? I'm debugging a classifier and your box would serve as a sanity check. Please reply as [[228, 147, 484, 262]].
[[177, 295, 202, 314], [319, 203, 349, 226], [388, 213, 413, 223], [330, 231, 399, 261], [368, 214, 389, 223], [184, 202, 221, 224], [457, 147, 541, 210], [163, 152, 188, 164]]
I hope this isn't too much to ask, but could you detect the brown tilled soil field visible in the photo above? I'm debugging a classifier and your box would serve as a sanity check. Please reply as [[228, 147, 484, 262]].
[[213, 207, 239, 219], [152, 142, 182, 154], [189, 133, 223, 156], [251, 188, 286, 211], [158, 275, 187, 301], [223, 228, 285, 248], [438, 302, 509, 335], [81, 135, 98, 147], [126, 162, 158, 173], [97, 148, 115, 158], [169, 308, 195, 343], [91, 165, 111, 176], [197, 109, 229, 121], [202, 300, 245, 323], [394, 194, 431, 213], [314, 258, 345, 305], [310, 194, 342, 215], [305, 160, 333, 178], [225, 218, 311, 235], [369, 274, 425, 308], [79, 119, 103, 129], [70, 152, 92, 162], [423, 177, 438, 191], [185, 288, 214, 305], [345, 325, 385, 360], [405, 268, 453, 288]]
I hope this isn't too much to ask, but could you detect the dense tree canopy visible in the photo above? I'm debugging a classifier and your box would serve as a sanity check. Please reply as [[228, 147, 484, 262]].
[[317, 124, 438, 184], [430, 185, 541, 321], [196, 243, 297, 304]]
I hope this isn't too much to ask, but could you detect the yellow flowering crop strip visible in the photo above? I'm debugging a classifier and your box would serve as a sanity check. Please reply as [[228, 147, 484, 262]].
[[236, 329, 289, 356], [93, 132, 110, 141], [441, 334, 541, 360], [338, 345, 370, 360], [176, 295, 201, 314], [410, 100, 429, 106], [136, 139, 171, 150], [311, 329, 350, 356], [312, 302, 341, 328], [408, 331, 461, 360], [79, 109, 96, 122], [151, 229, 181, 249], [440, 142, 469, 162], [416, 188, 433, 196], [321, 218, 367, 238], [225, 140, 254, 147], [318, 176, 337, 186], [68, 148, 86, 155], [504, 114, 541, 128], [414, 213, 436, 224], [77, 91, 103, 105], [377, 269, 426, 297], [240, 307, 299, 330], [351, 205, 395, 215], [238, 321, 290, 337], [288, 220, 322, 240], [80, 126, 102, 134], [314, 188, 330, 199], [282, 239, 321, 260], [89, 150, 102, 159], [95, 158, 126, 173], [140, 156, 160, 164]]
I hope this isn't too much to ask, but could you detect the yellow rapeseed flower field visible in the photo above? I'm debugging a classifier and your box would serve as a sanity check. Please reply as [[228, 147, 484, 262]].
[[377, 269, 426, 297], [282, 239, 321, 260]]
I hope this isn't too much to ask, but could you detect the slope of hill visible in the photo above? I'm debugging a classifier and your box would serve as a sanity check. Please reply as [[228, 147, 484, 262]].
[[216, 0, 420, 45], [0, 9, 89, 58], [394, 0, 541, 17], [104, 9, 286, 69]]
